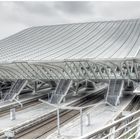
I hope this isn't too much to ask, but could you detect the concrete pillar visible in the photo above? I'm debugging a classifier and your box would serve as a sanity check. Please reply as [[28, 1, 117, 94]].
[[57, 108, 60, 137], [86, 113, 91, 126], [80, 108, 83, 136], [47, 92, 49, 100], [10, 108, 16, 120], [34, 81, 37, 92]]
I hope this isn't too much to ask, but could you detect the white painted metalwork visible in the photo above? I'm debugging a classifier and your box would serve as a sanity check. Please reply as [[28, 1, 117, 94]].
[[3, 80, 28, 101], [0, 19, 139, 80], [80, 109, 140, 139]]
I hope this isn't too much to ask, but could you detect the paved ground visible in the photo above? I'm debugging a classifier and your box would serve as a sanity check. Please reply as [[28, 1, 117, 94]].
[[0, 87, 103, 131], [0, 84, 121, 139], [0, 90, 50, 109], [0, 102, 56, 131], [47, 95, 134, 139]]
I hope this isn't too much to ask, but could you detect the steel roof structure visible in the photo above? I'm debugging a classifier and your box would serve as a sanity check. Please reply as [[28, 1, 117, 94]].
[[0, 18, 140, 80]]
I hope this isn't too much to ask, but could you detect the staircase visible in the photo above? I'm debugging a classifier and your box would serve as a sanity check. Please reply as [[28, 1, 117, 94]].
[[106, 79, 124, 106], [3, 80, 28, 101], [50, 79, 72, 104]]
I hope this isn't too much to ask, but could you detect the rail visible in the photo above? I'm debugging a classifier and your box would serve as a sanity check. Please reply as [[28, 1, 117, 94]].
[[80, 109, 140, 139]]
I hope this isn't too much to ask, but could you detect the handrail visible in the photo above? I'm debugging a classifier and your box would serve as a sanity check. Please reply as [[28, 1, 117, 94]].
[[80, 109, 140, 139], [102, 116, 140, 139]]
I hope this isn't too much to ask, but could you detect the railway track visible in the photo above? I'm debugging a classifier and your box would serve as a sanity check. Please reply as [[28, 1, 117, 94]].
[[0, 93, 49, 117], [0, 100, 41, 118], [37, 91, 106, 139], [81, 95, 140, 139], [3, 87, 107, 139], [109, 95, 140, 139], [114, 95, 140, 139], [114, 95, 140, 121]]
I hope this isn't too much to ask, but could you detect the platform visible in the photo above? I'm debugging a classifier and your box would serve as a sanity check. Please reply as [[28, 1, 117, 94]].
[[0, 85, 106, 133], [47, 95, 134, 139], [0, 89, 51, 111], [0, 102, 56, 131]]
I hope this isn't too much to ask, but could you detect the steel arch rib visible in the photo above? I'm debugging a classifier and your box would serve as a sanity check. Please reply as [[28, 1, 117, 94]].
[[0, 66, 22, 79], [33, 63, 66, 79]]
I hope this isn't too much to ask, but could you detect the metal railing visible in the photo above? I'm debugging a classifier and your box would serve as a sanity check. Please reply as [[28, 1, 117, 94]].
[[80, 109, 140, 139]]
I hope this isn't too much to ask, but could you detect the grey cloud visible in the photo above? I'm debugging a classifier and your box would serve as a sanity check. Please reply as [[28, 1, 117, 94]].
[[0, 1, 140, 40], [95, 2, 140, 20], [54, 1, 94, 15], [16, 2, 56, 17]]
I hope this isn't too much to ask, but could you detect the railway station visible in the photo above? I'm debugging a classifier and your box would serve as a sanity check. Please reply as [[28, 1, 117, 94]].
[[0, 18, 140, 139]]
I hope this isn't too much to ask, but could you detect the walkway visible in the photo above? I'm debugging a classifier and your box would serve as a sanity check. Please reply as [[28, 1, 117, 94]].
[[47, 95, 134, 139]]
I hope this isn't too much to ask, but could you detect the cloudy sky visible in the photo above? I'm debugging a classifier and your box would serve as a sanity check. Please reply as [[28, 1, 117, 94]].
[[0, 1, 140, 40]]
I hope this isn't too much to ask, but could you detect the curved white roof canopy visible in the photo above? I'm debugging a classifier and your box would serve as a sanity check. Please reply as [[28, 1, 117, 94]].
[[0, 18, 140, 80], [0, 18, 140, 63]]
